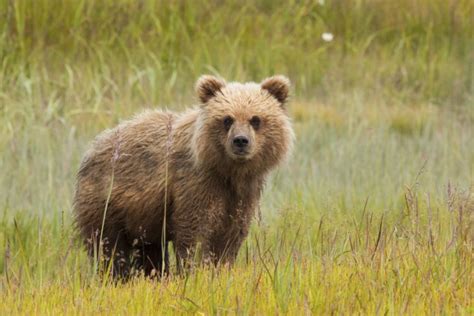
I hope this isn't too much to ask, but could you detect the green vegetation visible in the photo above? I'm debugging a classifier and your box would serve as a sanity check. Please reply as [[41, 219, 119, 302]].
[[1, 0, 472, 314]]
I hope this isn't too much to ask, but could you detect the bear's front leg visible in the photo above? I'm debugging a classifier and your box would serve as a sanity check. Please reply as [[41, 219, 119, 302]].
[[173, 236, 213, 274], [211, 197, 259, 266], [170, 176, 232, 272], [210, 216, 251, 266], [170, 207, 215, 274]]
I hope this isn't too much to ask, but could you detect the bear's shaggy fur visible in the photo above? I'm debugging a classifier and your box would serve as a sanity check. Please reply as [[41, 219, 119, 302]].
[[73, 75, 294, 277]]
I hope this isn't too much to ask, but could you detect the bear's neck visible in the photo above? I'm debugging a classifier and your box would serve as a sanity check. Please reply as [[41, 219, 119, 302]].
[[201, 161, 266, 197]]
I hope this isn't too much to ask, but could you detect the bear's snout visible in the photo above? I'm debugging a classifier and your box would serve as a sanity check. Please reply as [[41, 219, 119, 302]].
[[226, 130, 254, 160], [233, 135, 249, 150]]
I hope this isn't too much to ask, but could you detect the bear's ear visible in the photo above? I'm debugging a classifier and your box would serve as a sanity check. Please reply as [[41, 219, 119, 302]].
[[196, 75, 226, 104], [260, 75, 290, 105]]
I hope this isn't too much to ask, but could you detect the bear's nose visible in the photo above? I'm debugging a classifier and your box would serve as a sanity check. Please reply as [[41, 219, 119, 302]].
[[233, 136, 249, 149]]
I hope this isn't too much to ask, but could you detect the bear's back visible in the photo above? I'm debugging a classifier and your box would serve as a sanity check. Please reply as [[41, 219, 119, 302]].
[[74, 110, 178, 241]]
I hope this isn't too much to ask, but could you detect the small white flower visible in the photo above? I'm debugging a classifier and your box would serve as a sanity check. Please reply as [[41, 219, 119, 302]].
[[322, 32, 334, 42]]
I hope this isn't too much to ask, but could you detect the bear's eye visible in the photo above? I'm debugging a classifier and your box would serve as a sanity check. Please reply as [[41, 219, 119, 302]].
[[250, 116, 261, 130], [223, 116, 234, 130]]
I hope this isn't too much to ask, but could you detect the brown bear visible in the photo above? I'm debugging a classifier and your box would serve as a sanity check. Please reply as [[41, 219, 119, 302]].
[[73, 75, 294, 278]]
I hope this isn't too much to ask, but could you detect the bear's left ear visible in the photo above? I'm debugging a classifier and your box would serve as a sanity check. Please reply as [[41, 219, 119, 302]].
[[196, 75, 226, 104], [261, 75, 290, 105]]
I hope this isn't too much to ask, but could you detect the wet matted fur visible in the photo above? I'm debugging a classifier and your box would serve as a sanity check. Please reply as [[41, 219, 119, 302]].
[[73, 75, 294, 278]]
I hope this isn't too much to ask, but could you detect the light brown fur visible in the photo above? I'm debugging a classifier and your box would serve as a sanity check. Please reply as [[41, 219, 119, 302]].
[[73, 75, 294, 278]]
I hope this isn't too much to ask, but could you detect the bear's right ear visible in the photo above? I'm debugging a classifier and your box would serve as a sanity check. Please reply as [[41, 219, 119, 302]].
[[195, 75, 226, 104]]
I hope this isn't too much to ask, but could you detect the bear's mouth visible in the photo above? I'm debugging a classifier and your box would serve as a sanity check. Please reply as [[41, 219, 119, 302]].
[[233, 148, 248, 155], [230, 148, 252, 161], [233, 147, 250, 155]]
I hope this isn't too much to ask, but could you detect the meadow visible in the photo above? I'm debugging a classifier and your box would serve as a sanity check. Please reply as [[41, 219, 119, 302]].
[[0, 0, 473, 314]]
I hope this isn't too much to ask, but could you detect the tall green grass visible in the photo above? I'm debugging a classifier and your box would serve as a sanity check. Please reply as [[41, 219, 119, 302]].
[[1, 0, 472, 104], [1, 0, 473, 314]]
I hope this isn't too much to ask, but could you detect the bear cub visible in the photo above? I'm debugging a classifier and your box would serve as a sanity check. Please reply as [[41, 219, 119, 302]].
[[73, 75, 294, 278]]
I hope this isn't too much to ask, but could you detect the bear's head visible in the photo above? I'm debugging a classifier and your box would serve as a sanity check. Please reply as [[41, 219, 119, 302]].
[[192, 75, 294, 177]]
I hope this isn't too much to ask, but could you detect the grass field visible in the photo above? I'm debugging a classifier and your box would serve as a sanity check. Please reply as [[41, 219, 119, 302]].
[[0, 0, 473, 314]]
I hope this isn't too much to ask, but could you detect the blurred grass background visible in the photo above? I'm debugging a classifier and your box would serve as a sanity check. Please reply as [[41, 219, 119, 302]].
[[0, 0, 473, 314]]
